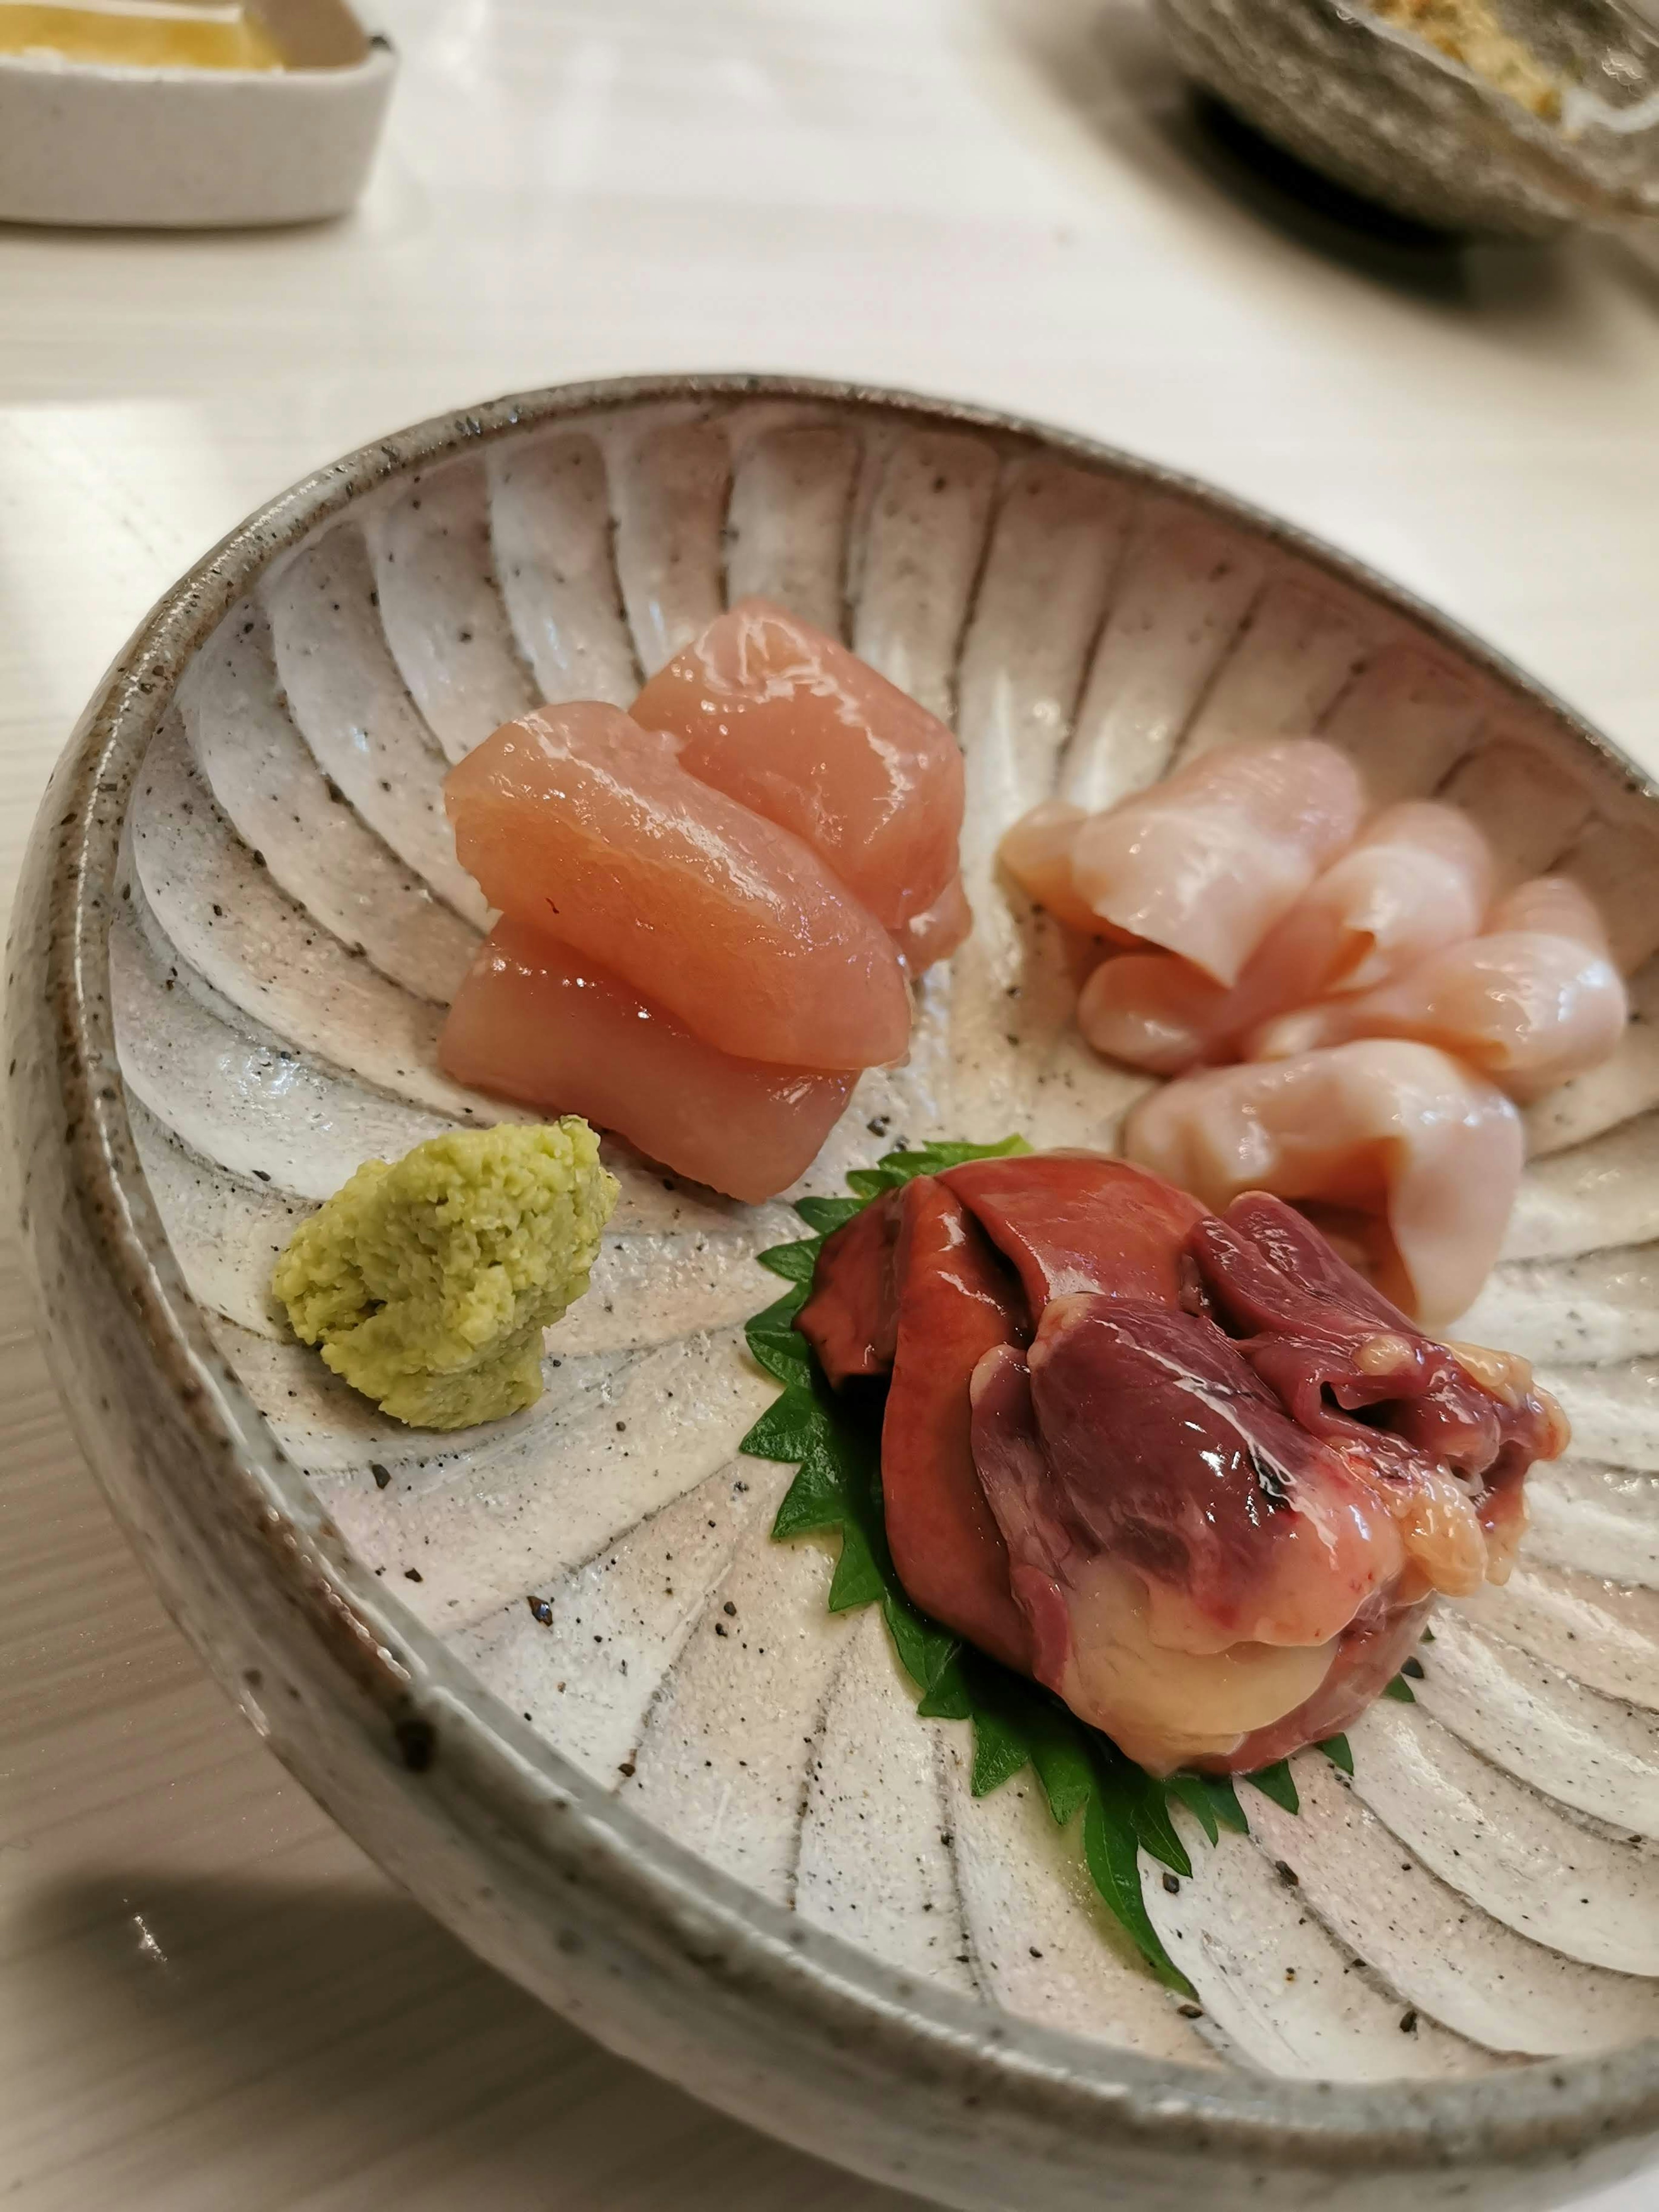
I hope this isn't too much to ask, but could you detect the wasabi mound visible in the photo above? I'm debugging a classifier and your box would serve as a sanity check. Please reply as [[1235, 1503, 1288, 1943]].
[[272, 1121, 618, 1430]]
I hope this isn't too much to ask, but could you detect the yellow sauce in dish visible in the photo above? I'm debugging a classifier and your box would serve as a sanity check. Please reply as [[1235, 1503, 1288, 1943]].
[[1371, 0, 1566, 121], [0, 0, 286, 69]]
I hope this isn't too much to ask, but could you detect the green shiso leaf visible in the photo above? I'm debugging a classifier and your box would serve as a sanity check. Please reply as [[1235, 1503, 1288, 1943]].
[[794, 1195, 868, 1236], [1382, 1673, 1418, 1704], [756, 1238, 823, 1284], [1318, 1734, 1355, 1776], [741, 1135, 1328, 2001], [1085, 1785, 1195, 1996], [1243, 1761, 1300, 1817]]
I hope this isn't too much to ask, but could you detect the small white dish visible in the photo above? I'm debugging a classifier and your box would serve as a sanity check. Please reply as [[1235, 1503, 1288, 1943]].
[[0, 0, 394, 229]]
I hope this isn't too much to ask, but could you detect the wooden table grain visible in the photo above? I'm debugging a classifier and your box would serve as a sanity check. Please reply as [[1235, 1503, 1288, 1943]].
[[3, 3, 1658, 2203]]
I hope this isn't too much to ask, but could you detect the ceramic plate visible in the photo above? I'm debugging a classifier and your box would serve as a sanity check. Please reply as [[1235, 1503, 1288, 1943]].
[[13, 377, 1659, 2212]]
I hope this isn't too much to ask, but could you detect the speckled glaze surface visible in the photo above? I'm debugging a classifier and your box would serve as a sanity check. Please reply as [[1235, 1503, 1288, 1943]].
[[1152, 0, 1659, 238], [11, 375, 1659, 2211]]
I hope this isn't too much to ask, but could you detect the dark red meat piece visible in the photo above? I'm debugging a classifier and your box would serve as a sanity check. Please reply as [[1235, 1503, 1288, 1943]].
[[939, 1152, 1206, 1309], [792, 1153, 1566, 1773], [878, 1180, 1033, 1673]]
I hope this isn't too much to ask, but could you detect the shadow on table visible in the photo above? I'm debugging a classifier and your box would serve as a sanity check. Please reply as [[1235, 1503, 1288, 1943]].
[[15, 1872, 925, 2212], [975, 0, 1578, 319]]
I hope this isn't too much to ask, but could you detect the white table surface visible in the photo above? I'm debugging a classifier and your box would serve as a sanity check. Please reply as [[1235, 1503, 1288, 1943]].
[[3, 3, 1659, 2205]]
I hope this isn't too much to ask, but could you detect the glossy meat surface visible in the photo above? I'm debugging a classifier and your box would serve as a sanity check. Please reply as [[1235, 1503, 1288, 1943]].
[[998, 800, 1109, 936], [1064, 740, 1365, 985], [970, 1327, 1405, 1773], [632, 598, 966, 937], [794, 1150, 1564, 1773], [879, 1180, 1033, 1672], [440, 918, 854, 1203], [938, 1151, 1206, 1308], [445, 701, 910, 1070], [1252, 875, 1628, 1103], [896, 872, 973, 972], [1076, 801, 1497, 1076], [1125, 1039, 1523, 1329]]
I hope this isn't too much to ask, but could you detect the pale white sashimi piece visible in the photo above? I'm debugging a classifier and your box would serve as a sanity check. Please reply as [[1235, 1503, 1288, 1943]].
[[261, 527, 488, 927], [943, 1744, 1210, 2061], [1317, 644, 1482, 809], [1141, 1807, 1497, 2081], [1078, 801, 1496, 1076], [1462, 1564, 1659, 1713], [1346, 1702, 1659, 1974], [370, 458, 537, 762], [178, 602, 479, 1006], [1451, 1246, 1659, 1368], [487, 432, 640, 707], [1505, 1111, 1659, 1260], [1253, 878, 1627, 1105], [620, 1520, 855, 1902], [1273, 800, 1496, 997], [1560, 812, 1659, 975], [995, 801, 1097, 934], [610, 418, 730, 676], [111, 894, 468, 1199], [1125, 1040, 1523, 1328], [1068, 740, 1365, 987], [1246, 1759, 1659, 2057], [1077, 954, 1232, 1079], [1058, 511, 1264, 815], [130, 721, 496, 1126], [795, 1610, 976, 1993], [725, 423, 860, 635], [1439, 738, 1594, 890], [1527, 957, 1659, 1157], [448, 1463, 783, 1786], [1176, 578, 1372, 764], [1522, 1461, 1659, 1591], [1409, 1611, 1659, 1839], [849, 429, 998, 722], [308, 1325, 774, 1631]]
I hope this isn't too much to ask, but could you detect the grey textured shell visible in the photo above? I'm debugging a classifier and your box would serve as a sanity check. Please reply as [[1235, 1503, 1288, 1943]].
[[11, 375, 1659, 2212], [1152, 0, 1659, 238]]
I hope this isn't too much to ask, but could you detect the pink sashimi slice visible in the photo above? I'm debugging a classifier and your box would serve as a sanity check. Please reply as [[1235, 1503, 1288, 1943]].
[[444, 701, 911, 1071], [1251, 874, 1628, 1103], [632, 598, 966, 938], [1075, 800, 1497, 1077], [1065, 739, 1366, 986], [439, 918, 855, 1204], [896, 872, 973, 973], [1124, 1039, 1523, 1330]]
